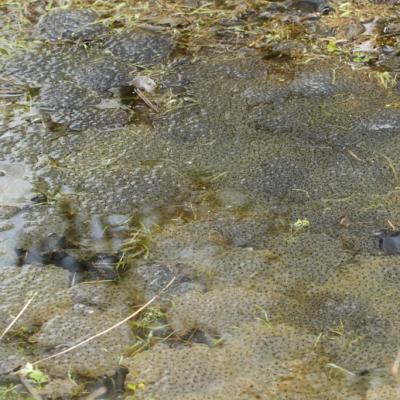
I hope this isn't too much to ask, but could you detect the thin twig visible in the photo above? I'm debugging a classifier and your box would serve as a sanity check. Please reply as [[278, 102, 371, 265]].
[[135, 88, 159, 113], [348, 149, 363, 162], [392, 348, 400, 377], [18, 375, 43, 400], [32, 277, 176, 367], [388, 220, 396, 231], [0, 292, 37, 341]]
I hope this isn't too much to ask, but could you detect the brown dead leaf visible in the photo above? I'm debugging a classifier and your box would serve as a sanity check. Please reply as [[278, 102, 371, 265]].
[[339, 216, 350, 227]]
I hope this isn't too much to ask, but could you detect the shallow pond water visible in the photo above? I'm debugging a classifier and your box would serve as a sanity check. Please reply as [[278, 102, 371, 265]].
[[0, 162, 34, 267], [2, 2, 400, 399]]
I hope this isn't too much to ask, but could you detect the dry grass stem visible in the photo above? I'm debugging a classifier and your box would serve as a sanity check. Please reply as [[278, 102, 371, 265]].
[[392, 348, 400, 377], [135, 88, 159, 113], [0, 292, 37, 341], [32, 277, 176, 367]]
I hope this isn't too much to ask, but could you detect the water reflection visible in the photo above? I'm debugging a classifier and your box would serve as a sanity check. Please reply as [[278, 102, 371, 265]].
[[0, 161, 33, 267], [14, 209, 131, 284], [0, 162, 132, 283]]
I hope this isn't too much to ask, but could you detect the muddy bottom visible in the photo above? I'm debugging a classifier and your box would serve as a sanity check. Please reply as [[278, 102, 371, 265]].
[[2, 2, 400, 400]]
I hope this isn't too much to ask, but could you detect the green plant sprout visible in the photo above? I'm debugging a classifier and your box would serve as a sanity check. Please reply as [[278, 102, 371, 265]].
[[327, 41, 340, 54], [126, 382, 148, 400], [20, 363, 49, 385], [286, 218, 311, 244], [256, 306, 272, 328], [126, 308, 171, 357], [137, 308, 166, 328], [352, 52, 375, 64], [292, 218, 310, 230]]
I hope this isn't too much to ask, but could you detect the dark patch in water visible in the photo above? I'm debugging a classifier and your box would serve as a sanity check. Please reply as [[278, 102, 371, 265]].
[[86, 366, 129, 399], [119, 85, 137, 106], [27, 87, 40, 99], [15, 234, 121, 283]]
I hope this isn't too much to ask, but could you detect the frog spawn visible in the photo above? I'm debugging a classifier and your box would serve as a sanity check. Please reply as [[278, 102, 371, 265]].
[[1, 8, 176, 131], [36, 8, 108, 41], [3, 6, 400, 400], [0, 263, 136, 380]]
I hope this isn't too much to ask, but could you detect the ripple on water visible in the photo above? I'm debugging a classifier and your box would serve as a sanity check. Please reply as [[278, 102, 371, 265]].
[[0, 161, 33, 267]]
